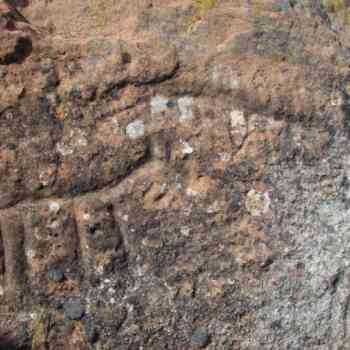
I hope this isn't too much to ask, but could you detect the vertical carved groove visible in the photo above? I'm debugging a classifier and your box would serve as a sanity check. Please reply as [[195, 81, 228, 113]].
[[0, 209, 25, 301]]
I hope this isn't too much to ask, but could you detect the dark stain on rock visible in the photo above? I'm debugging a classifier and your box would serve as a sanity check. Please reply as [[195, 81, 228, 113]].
[[0, 36, 32, 65]]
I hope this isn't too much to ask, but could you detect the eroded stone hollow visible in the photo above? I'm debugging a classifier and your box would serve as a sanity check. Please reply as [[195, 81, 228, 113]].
[[1, 0, 350, 349]]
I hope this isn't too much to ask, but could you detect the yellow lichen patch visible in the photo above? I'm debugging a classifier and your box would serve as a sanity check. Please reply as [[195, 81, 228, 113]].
[[194, 0, 217, 18], [188, 0, 218, 32], [322, 0, 350, 25], [251, 1, 267, 17], [322, 0, 347, 13], [31, 314, 48, 350]]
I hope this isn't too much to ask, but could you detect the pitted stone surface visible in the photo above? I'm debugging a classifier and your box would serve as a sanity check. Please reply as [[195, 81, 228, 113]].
[[1, 0, 350, 349]]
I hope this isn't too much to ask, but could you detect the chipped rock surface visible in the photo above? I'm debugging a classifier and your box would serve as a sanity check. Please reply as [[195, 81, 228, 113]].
[[1, 0, 350, 349]]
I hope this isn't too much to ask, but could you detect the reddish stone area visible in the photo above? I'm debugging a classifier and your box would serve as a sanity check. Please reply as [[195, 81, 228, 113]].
[[1, 0, 350, 349]]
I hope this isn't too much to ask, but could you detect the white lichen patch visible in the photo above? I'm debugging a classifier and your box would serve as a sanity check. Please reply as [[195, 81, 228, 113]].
[[111, 118, 120, 131], [151, 95, 169, 114], [178, 96, 194, 122], [330, 90, 343, 106], [186, 188, 198, 197], [48, 201, 60, 214], [48, 220, 60, 230], [85, 296, 92, 314], [108, 287, 116, 295], [82, 212, 91, 221], [181, 141, 194, 155], [230, 109, 247, 148], [219, 152, 231, 162], [25, 249, 36, 260], [181, 226, 191, 236], [96, 264, 105, 275], [126, 120, 145, 139], [245, 189, 270, 216], [76, 135, 88, 147], [229, 77, 240, 89], [230, 109, 245, 129], [160, 183, 167, 193], [30, 313, 38, 320], [56, 142, 74, 156]]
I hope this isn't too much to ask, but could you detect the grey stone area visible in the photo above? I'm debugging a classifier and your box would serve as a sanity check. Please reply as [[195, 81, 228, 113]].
[[256, 130, 350, 349]]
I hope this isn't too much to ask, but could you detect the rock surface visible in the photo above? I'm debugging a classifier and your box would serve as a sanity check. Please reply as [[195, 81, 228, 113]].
[[1, 0, 350, 349]]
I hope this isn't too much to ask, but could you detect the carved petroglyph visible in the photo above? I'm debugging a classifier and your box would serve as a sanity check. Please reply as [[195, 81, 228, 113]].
[[0, 191, 128, 301]]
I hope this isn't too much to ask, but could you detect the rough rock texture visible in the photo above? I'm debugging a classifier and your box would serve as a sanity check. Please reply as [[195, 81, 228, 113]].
[[1, 0, 350, 349]]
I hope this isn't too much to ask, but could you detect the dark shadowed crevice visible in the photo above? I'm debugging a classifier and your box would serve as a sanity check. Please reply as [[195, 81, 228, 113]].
[[0, 227, 5, 288], [0, 335, 30, 350], [5, 0, 30, 8], [0, 37, 32, 65]]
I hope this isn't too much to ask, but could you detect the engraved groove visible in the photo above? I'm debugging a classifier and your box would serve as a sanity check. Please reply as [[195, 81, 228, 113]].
[[0, 158, 160, 304], [0, 209, 26, 300]]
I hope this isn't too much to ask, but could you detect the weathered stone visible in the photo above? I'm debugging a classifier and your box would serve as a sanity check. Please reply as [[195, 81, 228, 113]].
[[48, 267, 65, 283], [63, 298, 85, 321], [84, 317, 98, 344], [1, 0, 350, 349], [191, 327, 210, 349]]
